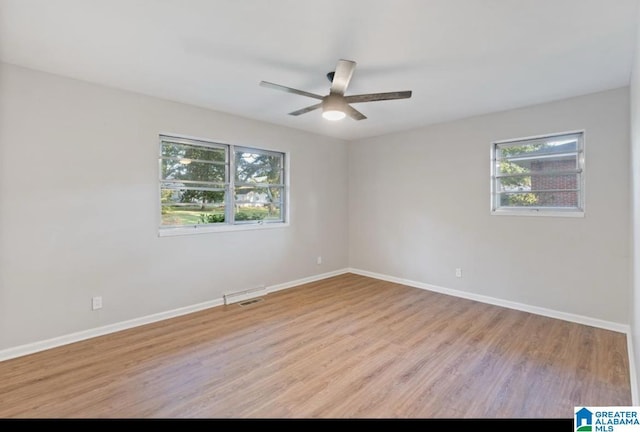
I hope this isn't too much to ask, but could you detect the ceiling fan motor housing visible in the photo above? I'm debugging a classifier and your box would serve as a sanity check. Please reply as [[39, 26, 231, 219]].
[[323, 94, 346, 111]]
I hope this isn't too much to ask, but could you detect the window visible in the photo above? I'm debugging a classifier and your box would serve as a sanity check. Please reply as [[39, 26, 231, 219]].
[[159, 135, 287, 234], [491, 131, 584, 216]]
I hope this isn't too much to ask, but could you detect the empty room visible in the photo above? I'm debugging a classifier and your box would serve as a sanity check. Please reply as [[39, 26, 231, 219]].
[[2, 0, 640, 420]]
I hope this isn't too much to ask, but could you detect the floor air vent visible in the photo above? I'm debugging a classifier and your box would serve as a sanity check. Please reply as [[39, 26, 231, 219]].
[[223, 285, 266, 305], [238, 298, 264, 307]]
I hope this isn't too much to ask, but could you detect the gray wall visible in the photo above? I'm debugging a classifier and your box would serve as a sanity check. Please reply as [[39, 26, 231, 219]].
[[349, 87, 631, 324], [0, 63, 349, 350]]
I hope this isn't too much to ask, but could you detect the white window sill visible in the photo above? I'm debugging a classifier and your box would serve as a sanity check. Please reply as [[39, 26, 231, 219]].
[[158, 222, 290, 237], [491, 209, 584, 218]]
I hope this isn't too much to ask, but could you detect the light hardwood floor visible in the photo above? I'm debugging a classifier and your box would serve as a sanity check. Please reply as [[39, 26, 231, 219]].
[[0, 273, 631, 418]]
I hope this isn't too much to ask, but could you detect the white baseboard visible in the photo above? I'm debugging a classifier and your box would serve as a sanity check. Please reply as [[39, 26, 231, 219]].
[[348, 267, 630, 334], [0, 298, 225, 363], [0, 268, 350, 363], [267, 268, 349, 294]]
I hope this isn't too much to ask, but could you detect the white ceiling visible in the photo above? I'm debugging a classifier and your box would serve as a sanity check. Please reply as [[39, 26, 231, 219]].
[[1, 0, 638, 141]]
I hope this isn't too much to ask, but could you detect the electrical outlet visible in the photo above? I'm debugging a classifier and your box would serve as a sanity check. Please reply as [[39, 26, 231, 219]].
[[317, 256, 322, 265], [455, 268, 462, 278], [92, 296, 103, 310]]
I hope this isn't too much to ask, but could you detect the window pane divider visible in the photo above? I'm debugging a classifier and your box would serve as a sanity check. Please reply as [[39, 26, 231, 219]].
[[498, 188, 580, 194], [495, 169, 582, 179], [497, 150, 581, 162], [235, 182, 285, 188], [496, 206, 583, 211], [161, 179, 227, 187], [227, 146, 235, 225], [161, 186, 226, 192], [161, 156, 227, 166], [161, 202, 224, 207]]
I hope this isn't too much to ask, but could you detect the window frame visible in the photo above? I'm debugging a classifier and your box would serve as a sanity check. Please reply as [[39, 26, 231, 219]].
[[158, 134, 289, 237], [490, 130, 585, 218]]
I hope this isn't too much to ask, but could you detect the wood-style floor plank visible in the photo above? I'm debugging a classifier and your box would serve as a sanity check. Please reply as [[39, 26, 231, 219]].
[[0, 273, 631, 418]]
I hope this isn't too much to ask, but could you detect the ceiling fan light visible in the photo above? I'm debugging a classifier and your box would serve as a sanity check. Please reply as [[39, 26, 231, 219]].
[[322, 109, 346, 121], [322, 94, 346, 121]]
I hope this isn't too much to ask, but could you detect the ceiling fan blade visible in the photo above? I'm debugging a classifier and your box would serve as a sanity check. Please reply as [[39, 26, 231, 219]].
[[344, 90, 412, 104], [330, 59, 356, 96], [344, 104, 367, 121], [259, 81, 324, 100], [288, 103, 322, 116]]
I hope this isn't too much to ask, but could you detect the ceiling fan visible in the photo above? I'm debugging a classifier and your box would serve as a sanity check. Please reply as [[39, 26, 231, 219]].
[[259, 59, 412, 121]]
